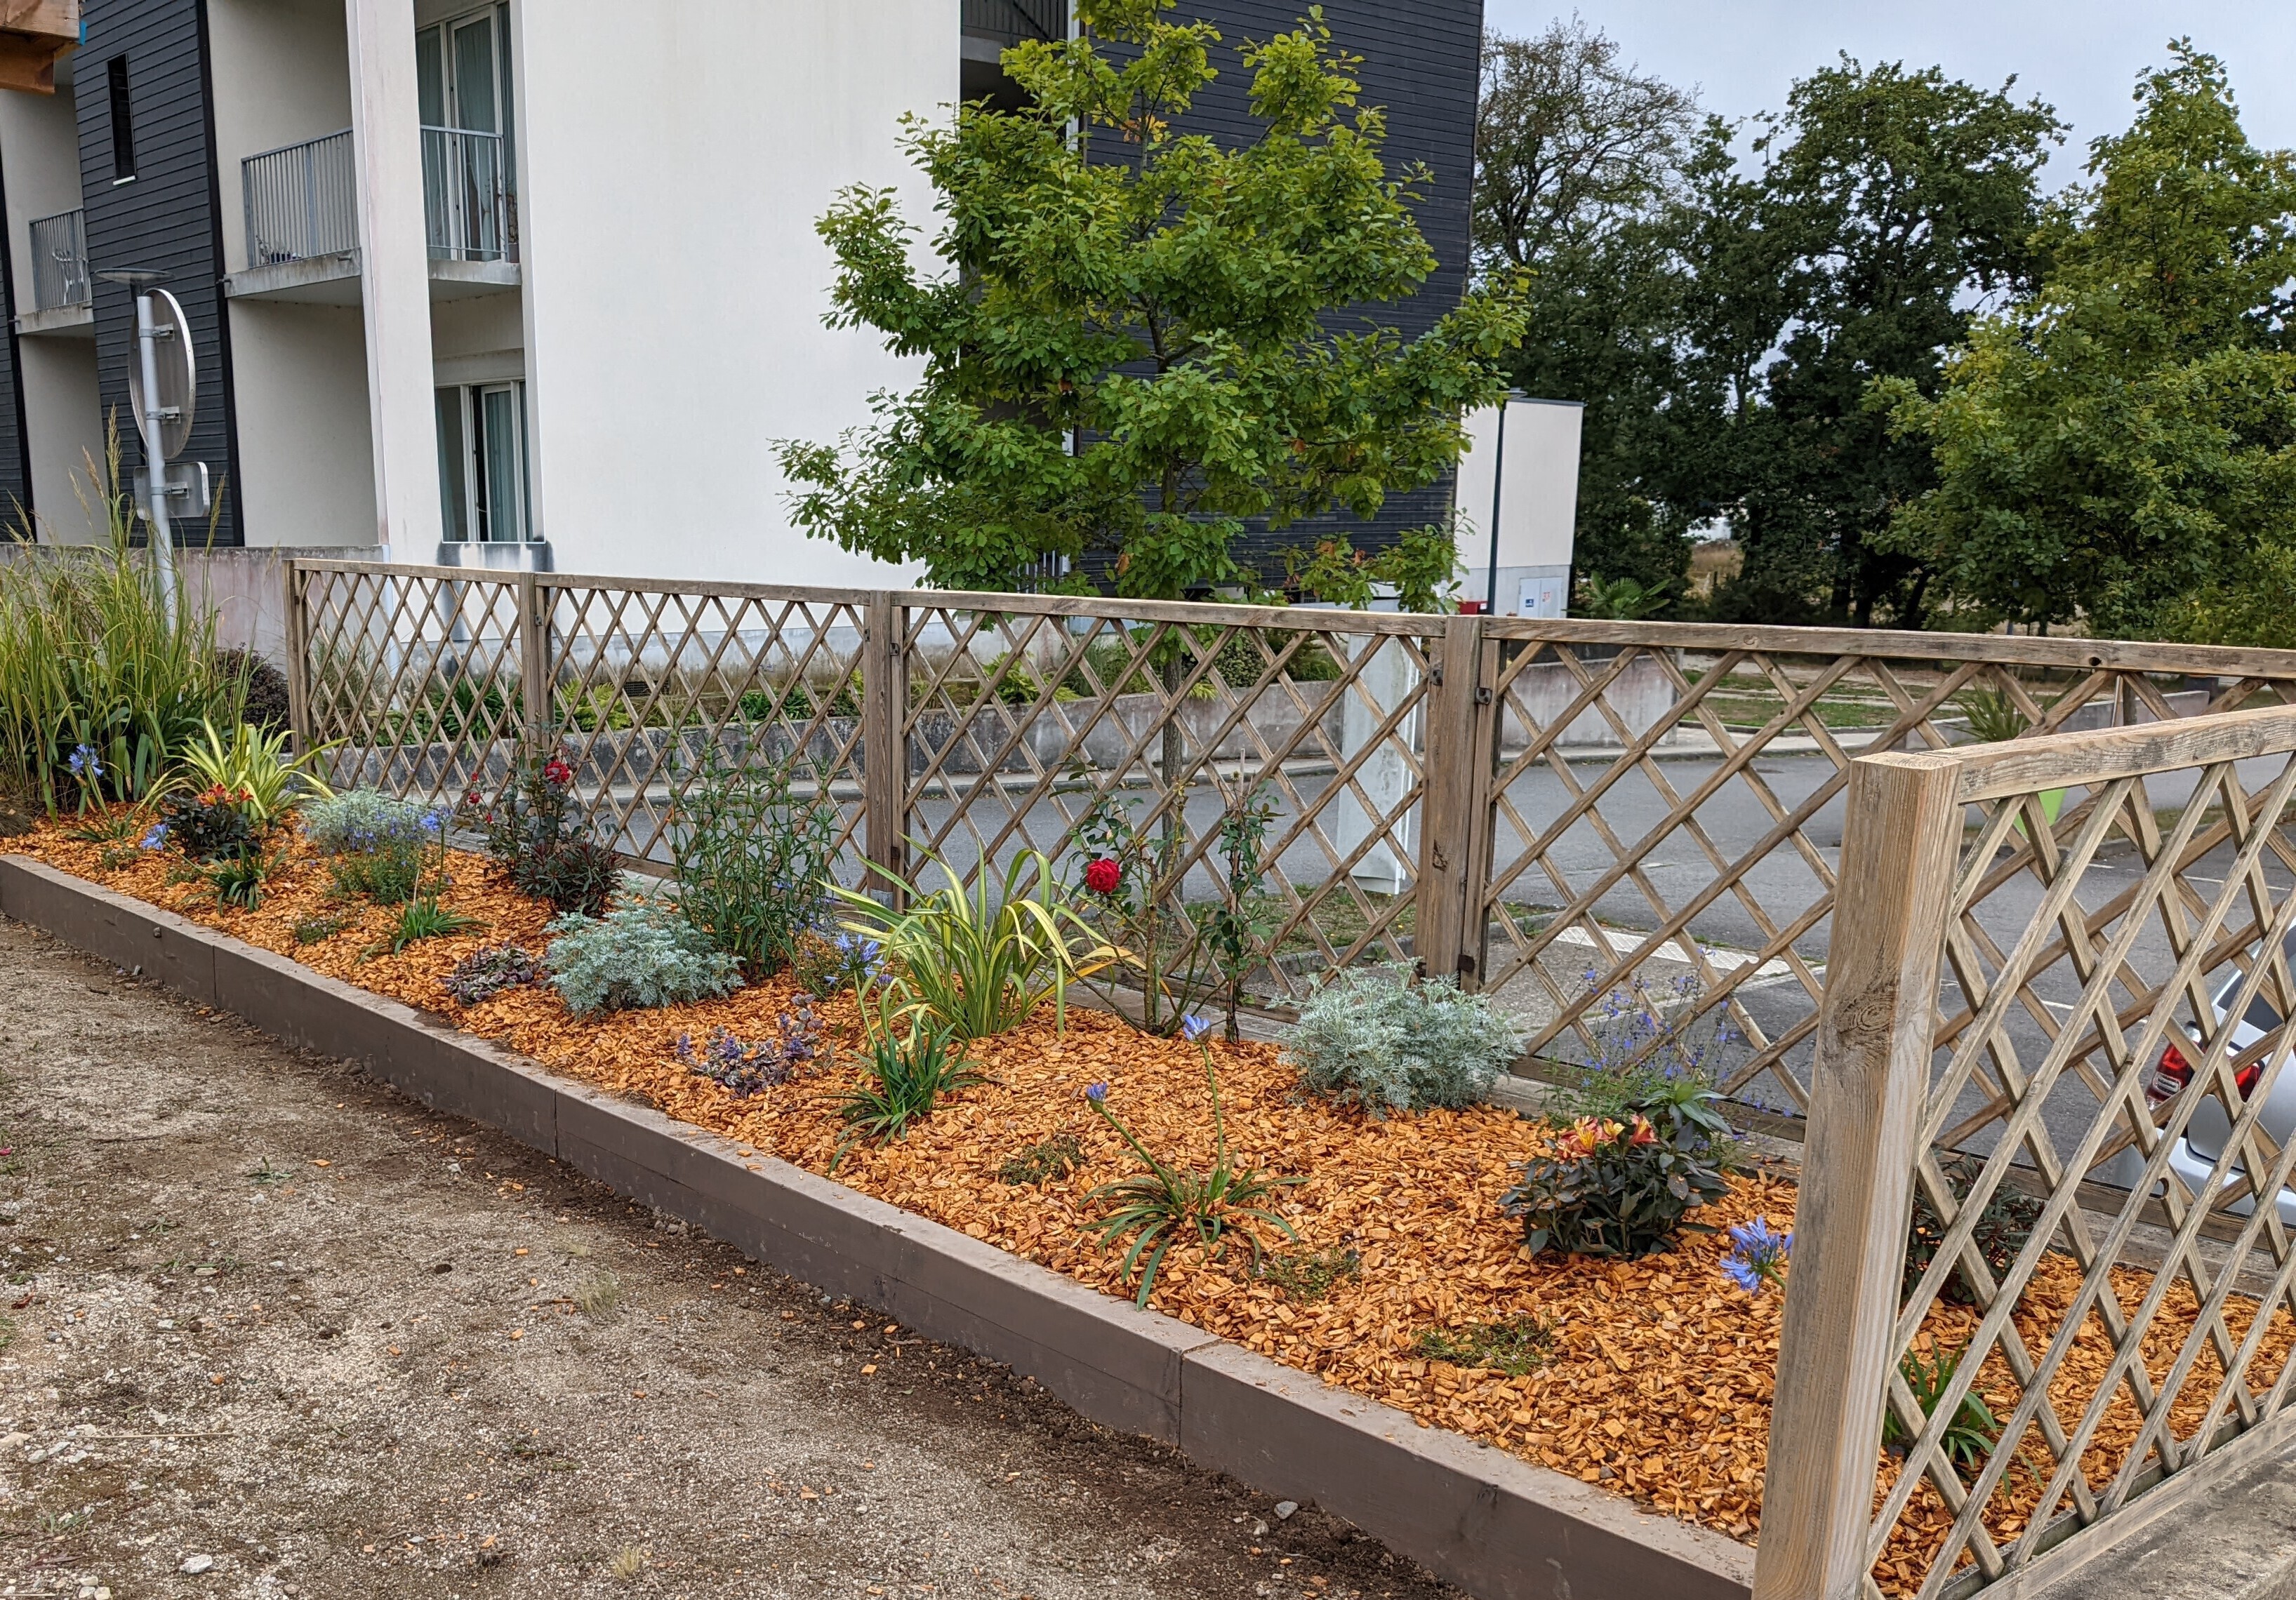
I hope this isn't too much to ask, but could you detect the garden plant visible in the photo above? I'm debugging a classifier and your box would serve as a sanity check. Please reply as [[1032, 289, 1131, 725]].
[[1283, 963, 1524, 1114], [672, 745, 840, 977]]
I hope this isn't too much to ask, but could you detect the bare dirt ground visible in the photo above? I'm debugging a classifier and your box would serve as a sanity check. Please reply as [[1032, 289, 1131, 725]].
[[0, 916, 1462, 1600]]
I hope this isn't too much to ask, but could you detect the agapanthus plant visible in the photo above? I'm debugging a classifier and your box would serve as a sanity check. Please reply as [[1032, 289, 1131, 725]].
[[1081, 1015, 1300, 1306], [1723, 1218, 1791, 1295]]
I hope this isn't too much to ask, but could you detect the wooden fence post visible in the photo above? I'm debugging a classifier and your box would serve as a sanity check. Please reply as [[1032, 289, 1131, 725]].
[[1416, 615, 1496, 989], [517, 572, 552, 759], [1752, 751, 1967, 1600], [862, 590, 907, 902], [282, 559, 312, 756]]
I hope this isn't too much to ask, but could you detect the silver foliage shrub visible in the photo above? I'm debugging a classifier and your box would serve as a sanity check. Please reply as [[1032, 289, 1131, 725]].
[[299, 789, 432, 853], [1282, 963, 1524, 1115], [544, 900, 743, 1016]]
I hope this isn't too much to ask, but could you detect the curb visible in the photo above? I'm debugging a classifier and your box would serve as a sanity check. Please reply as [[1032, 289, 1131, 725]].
[[0, 853, 1755, 1600]]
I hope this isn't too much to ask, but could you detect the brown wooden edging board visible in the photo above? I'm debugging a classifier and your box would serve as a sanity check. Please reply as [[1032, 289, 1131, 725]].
[[0, 854, 1753, 1600]]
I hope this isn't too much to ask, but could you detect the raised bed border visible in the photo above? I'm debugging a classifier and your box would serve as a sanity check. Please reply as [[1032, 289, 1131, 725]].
[[0, 853, 1753, 1600]]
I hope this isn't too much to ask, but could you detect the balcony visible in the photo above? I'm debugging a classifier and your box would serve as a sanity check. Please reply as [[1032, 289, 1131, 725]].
[[423, 126, 515, 266], [962, 0, 1066, 46], [245, 129, 359, 267], [962, 0, 1065, 107], [224, 124, 518, 305], [20, 206, 89, 335]]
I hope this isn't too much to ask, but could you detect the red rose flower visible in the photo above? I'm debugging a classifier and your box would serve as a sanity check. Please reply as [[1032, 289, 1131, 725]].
[[1084, 856, 1121, 896], [542, 756, 573, 787]]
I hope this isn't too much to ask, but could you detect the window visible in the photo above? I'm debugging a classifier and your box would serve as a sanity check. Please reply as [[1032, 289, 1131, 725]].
[[415, 6, 517, 260], [106, 57, 134, 182], [434, 382, 533, 543]]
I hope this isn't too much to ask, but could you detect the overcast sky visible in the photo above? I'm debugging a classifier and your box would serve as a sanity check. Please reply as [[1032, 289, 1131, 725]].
[[1479, 0, 2296, 183]]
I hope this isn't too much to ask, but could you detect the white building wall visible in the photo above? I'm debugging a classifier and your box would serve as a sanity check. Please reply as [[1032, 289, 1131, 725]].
[[15, 341, 105, 540], [0, 66, 82, 311], [0, 67, 105, 540], [206, 0, 355, 276], [511, 0, 949, 585], [227, 302, 378, 547]]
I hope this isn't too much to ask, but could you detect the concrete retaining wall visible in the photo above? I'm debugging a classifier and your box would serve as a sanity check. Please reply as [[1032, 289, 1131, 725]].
[[0, 853, 1756, 1600]]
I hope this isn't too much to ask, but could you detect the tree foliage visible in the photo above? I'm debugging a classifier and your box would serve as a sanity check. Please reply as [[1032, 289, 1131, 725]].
[[1473, 28, 2062, 625], [777, 0, 1524, 599], [1878, 43, 2296, 637]]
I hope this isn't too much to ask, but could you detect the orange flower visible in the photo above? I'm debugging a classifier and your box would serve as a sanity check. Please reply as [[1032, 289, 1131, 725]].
[[1629, 1114, 1657, 1146]]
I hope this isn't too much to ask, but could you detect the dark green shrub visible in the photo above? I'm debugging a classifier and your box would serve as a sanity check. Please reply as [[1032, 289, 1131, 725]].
[[213, 647, 291, 735], [1903, 1153, 2044, 1307], [462, 748, 618, 916], [1501, 1079, 1736, 1258], [672, 745, 840, 976]]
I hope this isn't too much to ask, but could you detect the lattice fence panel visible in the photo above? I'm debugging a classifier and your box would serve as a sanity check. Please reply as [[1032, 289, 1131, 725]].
[[536, 578, 870, 870], [894, 594, 1450, 1022], [1475, 625, 2296, 1126], [1755, 707, 2296, 1600], [299, 563, 529, 808]]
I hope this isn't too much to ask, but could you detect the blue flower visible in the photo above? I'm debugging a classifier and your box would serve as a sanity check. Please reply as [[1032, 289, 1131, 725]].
[[1084, 1082, 1108, 1104], [1179, 1013, 1212, 1042], [1723, 1218, 1791, 1295], [67, 743, 102, 780], [139, 822, 170, 851]]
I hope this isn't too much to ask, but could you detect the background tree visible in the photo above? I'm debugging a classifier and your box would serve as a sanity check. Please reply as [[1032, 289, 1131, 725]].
[[1471, 19, 1701, 596], [1718, 60, 2063, 626], [778, 0, 1525, 599], [1473, 29, 2059, 625], [1878, 43, 2296, 640]]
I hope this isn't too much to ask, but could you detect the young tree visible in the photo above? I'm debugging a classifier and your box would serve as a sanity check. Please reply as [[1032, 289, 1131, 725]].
[[1878, 43, 2296, 638], [777, 0, 1524, 599]]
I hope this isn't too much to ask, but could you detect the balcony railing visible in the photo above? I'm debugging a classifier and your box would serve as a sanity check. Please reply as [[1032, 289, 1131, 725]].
[[242, 128, 359, 267], [422, 126, 515, 264], [28, 208, 88, 311], [961, 0, 1067, 45]]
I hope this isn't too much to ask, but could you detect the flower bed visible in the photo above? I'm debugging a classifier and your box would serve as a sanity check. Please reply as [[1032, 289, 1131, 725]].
[[17, 821, 2295, 1594]]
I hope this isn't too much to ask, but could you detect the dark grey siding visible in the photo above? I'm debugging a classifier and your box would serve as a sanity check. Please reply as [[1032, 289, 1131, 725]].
[[0, 140, 31, 531], [1084, 0, 1483, 585], [79, 0, 241, 544]]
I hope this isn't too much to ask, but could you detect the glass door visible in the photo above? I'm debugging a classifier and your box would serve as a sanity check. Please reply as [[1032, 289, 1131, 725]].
[[416, 6, 515, 260], [472, 383, 529, 543]]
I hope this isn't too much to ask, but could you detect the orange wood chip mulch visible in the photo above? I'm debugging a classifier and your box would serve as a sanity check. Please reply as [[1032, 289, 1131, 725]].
[[21, 820, 2296, 1592]]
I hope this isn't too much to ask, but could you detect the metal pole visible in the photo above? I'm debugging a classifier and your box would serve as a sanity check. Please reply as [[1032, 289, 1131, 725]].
[[1482, 400, 1508, 618], [133, 290, 178, 609]]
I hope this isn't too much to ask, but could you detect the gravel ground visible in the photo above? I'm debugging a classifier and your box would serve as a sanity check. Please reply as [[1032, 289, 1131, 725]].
[[0, 916, 1463, 1600]]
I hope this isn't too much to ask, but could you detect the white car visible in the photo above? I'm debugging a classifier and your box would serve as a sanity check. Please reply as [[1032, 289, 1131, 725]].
[[2122, 959, 2296, 1226]]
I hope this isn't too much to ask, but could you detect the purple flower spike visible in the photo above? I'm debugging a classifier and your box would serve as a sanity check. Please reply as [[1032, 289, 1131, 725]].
[[1084, 1082, 1108, 1104], [1179, 1014, 1211, 1042]]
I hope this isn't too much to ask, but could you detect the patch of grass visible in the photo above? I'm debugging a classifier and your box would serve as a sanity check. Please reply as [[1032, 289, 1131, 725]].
[[572, 1273, 623, 1319], [997, 1133, 1084, 1187], [293, 909, 358, 945], [1256, 1246, 1362, 1303], [245, 1158, 291, 1186], [0, 1314, 13, 1351], [607, 1545, 649, 1581], [1415, 1314, 1553, 1376]]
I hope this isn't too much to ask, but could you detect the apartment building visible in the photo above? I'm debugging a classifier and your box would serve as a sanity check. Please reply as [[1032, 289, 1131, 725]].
[[0, 0, 1483, 586]]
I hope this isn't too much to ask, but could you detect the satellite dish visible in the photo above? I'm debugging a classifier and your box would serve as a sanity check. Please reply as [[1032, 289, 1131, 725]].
[[126, 288, 196, 462]]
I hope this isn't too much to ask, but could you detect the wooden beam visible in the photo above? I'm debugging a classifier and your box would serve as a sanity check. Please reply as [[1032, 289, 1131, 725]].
[[1752, 753, 1968, 1600], [0, 33, 65, 95], [0, 0, 79, 41]]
